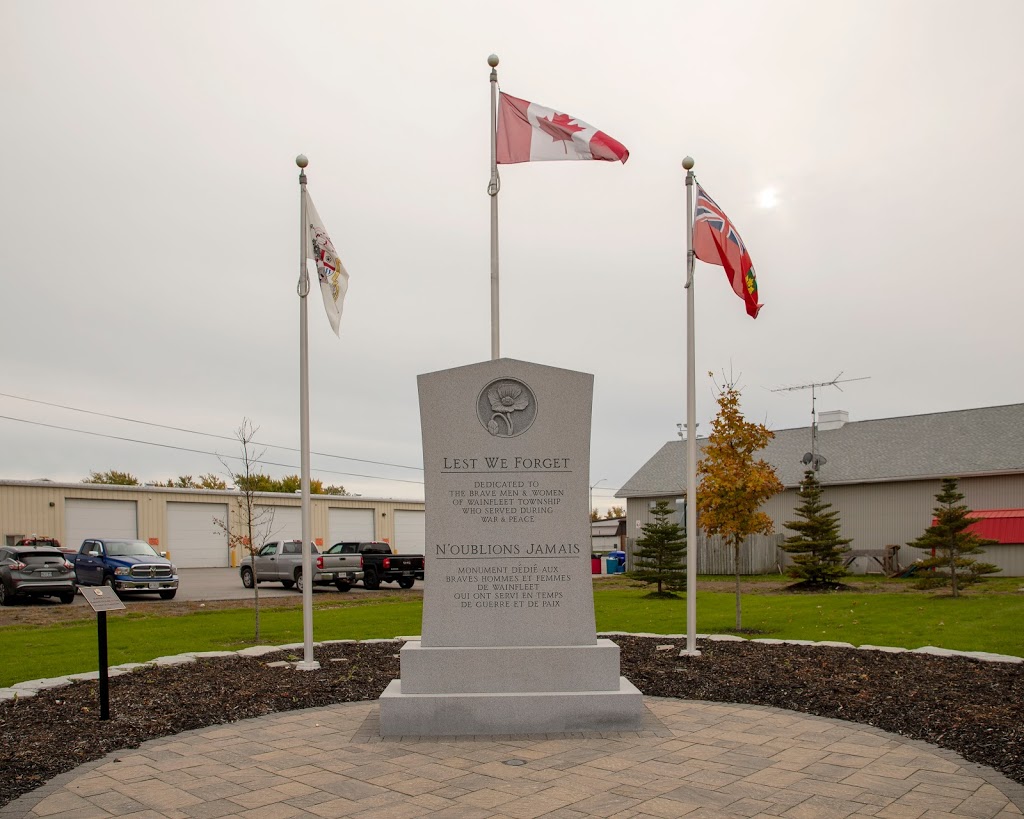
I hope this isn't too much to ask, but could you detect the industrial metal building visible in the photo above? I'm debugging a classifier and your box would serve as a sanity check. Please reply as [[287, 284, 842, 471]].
[[617, 403, 1024, 576], [0, 480, 425, 568]]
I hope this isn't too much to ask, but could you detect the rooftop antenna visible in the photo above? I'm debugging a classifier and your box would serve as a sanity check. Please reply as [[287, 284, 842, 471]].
[[771, 372, 870, 471]]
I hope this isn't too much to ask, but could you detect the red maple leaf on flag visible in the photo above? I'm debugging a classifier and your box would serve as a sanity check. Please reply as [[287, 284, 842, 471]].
[[536, 112, 585, 153]]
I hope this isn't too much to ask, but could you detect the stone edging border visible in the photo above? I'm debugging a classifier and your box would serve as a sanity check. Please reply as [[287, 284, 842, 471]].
[[1, 633, 1019, 701], [597, 631, 1024, 664]]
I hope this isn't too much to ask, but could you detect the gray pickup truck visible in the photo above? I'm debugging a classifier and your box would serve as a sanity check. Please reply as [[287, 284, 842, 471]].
[[239, 540, 363, 592]]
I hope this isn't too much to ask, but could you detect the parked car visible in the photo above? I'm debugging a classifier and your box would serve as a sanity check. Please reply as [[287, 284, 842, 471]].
[[15, 536, 63, 550], [70, 539, 178, 599], [0, 544, 77, 605], [327, 541, 424, 590], [239, 540, 364, 592]]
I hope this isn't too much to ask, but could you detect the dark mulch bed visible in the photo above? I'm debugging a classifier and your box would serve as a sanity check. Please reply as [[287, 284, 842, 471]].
[[784, 580, 855, 592], [1, 637, 1022, 808]]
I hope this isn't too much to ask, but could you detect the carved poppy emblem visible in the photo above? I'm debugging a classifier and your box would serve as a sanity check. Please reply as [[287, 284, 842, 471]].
[[477, 378, 537, 438]]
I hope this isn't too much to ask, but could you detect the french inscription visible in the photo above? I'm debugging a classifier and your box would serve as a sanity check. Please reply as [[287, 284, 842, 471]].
[[446, 564, 571, 609]]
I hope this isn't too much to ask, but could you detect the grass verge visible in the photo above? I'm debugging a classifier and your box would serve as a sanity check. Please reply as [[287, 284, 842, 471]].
[[593, 589, 1024, 655], [1, 587, 1022, 687]]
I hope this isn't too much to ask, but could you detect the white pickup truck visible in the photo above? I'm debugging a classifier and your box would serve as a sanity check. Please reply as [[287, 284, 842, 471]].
[[239, 540, 363, 592]]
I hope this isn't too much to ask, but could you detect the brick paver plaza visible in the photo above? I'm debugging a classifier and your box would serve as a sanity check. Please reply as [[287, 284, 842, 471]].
[[3, 697, 1022, 818]]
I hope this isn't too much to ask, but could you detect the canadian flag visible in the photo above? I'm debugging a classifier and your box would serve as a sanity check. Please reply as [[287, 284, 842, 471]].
[[496, 92, 629, 164]]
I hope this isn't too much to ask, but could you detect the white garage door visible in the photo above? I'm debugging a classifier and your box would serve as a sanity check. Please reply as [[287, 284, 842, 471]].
[[257, 505, 302, 542], [328, 508, 375, 547], [393, 510, 425, 555], [167, 502, 229, 568], [65, 499, 137, 552]]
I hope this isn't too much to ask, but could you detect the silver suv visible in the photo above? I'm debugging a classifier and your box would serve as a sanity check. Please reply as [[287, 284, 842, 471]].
[[0, 545, 76, 605]]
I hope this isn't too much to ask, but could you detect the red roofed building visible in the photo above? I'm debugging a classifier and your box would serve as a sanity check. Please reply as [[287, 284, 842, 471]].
[[964, 510, 1024, 545]]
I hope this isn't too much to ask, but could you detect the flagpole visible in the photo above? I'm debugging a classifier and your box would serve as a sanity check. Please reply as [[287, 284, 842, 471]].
[[295, 154, 319, 672], [488, 53, 500, 360], [682, 156, 700, 657]]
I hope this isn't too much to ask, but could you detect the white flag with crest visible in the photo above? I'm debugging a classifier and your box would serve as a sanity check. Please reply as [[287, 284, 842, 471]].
[[304, 192, 349, 336]]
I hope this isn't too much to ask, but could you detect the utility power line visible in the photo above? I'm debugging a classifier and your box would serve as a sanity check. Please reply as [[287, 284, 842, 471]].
[[0, 392, 628, 494], [0, 415, 425, 486], [0, 391, 422, 471]]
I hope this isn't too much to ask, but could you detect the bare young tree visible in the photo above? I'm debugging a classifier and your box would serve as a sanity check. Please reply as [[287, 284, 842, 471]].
[[213, 419, 275, 643]]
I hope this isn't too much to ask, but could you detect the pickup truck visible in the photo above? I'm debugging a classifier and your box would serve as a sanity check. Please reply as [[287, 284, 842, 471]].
[[239, 540, 363, 592], [71, 538, 179, 600], [327, 541, 424, 590]]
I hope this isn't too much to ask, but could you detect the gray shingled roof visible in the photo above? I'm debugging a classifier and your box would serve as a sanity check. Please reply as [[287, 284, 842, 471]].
[[616, 403, 1024, 498]]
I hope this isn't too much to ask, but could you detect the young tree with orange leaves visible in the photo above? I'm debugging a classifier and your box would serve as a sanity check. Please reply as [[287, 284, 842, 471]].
[[697, 376, 783, 630]]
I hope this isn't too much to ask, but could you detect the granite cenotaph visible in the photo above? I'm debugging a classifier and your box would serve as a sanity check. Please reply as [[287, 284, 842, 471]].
[[378, 358, 643, 736]]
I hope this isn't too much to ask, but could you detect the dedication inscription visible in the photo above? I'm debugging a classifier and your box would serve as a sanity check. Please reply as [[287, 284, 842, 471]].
[[419, 359, 596, 647]]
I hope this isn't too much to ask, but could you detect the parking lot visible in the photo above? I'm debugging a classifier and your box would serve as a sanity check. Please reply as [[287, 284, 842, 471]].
[[171, 568, 381, 602], [5, 567, 383, 611]]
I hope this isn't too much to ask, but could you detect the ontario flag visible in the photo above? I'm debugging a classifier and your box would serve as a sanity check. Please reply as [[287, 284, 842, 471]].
[[693, 183, 762, 319], [496, 92, 629, 164], [304, 191, 349, 336]]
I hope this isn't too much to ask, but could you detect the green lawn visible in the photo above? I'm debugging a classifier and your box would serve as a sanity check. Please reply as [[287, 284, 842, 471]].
[[593, 589, 1024, 656], [1, 586, 1022, 688], [0, 596, 425, 687]]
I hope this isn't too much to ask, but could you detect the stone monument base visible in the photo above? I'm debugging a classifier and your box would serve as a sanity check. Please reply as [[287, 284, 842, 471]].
[[379, 640, 645, 736]]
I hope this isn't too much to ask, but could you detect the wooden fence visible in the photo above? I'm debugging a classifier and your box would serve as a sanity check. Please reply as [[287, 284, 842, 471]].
[[625, 533, 785, 575]]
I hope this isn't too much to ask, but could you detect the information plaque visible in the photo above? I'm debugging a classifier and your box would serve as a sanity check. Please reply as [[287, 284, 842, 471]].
[[81, 587, 126, 613]]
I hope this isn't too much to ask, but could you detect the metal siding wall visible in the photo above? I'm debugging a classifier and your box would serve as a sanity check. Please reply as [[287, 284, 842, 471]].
[[626, 496, 683, 535], [983, 546, 1024, 576], [2, 484, 424, 567], [221, 496, 426, 564], [1, 485, 60, 543], [623, 474, 1023, 575], [765, 476, 1024, 573]]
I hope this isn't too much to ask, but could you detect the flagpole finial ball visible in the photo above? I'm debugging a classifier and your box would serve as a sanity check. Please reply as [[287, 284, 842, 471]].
[[682, 156, 695, 170], [295, 154, 309, 169], [487, 54, 499, 67]]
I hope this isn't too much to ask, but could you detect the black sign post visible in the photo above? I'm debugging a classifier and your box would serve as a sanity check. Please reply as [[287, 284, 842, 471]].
[[81, 587, 126, 720]]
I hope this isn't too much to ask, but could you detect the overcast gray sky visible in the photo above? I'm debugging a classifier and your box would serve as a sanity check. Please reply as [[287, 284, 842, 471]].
[[2, 1, 1022, 509]]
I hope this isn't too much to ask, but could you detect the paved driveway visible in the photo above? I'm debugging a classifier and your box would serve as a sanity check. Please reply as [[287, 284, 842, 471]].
[[23, 567, 382, 610], [172, 567, 376, 601]]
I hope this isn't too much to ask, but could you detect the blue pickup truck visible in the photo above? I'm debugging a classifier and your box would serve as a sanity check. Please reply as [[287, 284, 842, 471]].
[[71, 538, 179, 599]]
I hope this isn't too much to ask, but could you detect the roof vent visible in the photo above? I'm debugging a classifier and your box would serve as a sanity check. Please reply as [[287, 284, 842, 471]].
[[818, 410, 849, 430]]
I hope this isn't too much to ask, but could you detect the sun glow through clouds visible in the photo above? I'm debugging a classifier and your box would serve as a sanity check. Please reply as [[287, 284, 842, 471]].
[[758, 188, 779, 208]]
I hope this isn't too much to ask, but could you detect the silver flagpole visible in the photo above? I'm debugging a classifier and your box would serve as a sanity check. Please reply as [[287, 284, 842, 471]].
[[295, 154, 319, 671], [682, 156, 700, 657], [488, 54, 500, 360]]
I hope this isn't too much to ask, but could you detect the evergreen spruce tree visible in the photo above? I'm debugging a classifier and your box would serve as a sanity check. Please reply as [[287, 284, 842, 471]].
[[908, 477, 999, 597], [782, 469, 852, 586], [630, 500, 687, 596]]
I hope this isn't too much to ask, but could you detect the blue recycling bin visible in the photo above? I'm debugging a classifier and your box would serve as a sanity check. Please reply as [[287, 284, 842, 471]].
[[605, 556, 618, 574]]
